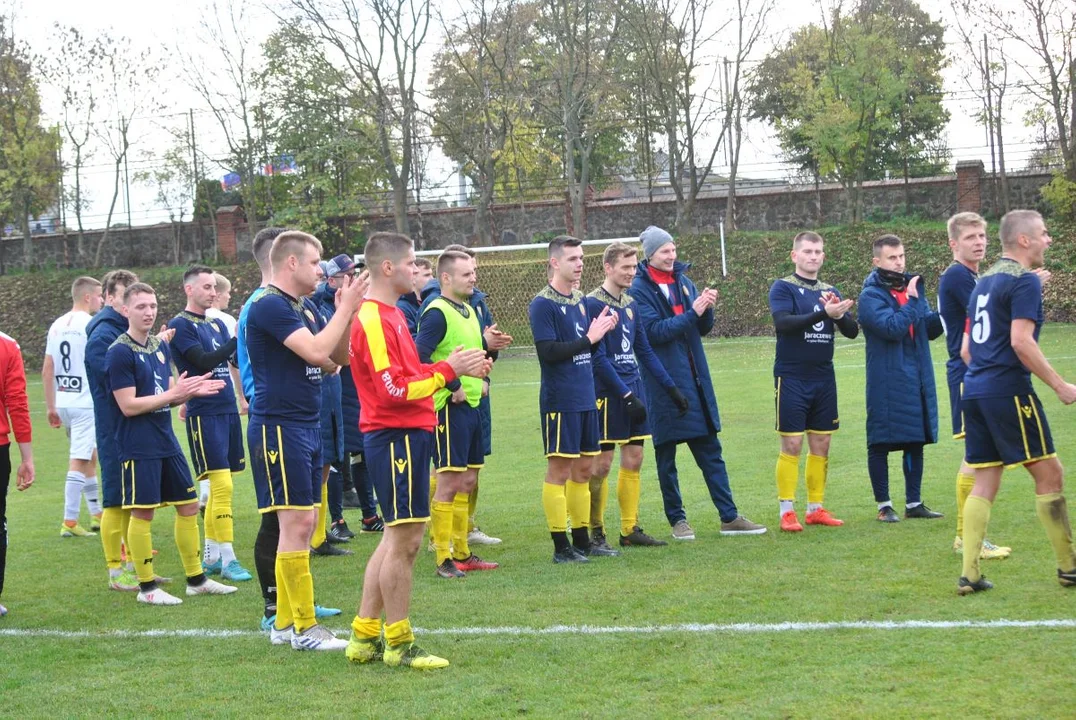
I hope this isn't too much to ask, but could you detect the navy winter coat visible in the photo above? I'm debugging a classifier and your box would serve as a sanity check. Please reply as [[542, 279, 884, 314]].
[[629, 260, 721, 445], [858, 269, 944, 446]]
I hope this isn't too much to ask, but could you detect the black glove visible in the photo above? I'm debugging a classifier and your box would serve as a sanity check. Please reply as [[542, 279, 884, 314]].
[[623, 393, 647, 423], [668, 387, 689, 415]]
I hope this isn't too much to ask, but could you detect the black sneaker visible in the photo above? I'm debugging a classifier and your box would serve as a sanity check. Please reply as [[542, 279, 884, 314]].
[[553, 546, 589, 564], [877, 506, 900, 523], [590, 528, 612, 552], [311, 542, 354, 557], [957, 575, 994, 595], [1058, 568, 1076, 587], [341, 489, 362, 509], [577, 543, 620, 557], [620, 526, 668, 547], [328, 521, 355, 542], [361, 516, 385, 533], [905, 503, 944, 519], [436, 558, 465, 578]]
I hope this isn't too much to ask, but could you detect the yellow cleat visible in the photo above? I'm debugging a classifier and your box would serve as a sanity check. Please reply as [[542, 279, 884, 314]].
[[383, 642, 449, 670], [346, 633, 384, 664], [953, 536, 1011, 559], [60, 523, 97, 538]]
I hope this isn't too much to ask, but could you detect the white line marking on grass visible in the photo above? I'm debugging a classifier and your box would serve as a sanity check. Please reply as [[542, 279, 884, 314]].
[[2, 618, 1074, 640]]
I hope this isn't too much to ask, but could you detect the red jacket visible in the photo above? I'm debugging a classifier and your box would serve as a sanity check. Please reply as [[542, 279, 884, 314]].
[[350, 299, 456, 433], [0, 332, 32, 446]]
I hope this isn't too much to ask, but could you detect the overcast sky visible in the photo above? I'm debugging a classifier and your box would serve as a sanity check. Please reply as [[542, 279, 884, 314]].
[[9, 0, 1051, 232]]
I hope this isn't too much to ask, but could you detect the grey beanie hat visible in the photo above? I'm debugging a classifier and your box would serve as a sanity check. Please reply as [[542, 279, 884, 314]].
[[640, 226, 674, 259]]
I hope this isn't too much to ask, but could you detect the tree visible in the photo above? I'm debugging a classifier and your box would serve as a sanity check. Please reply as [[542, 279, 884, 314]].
[[256, 18, 387, 252], [180, 0, 266, 227], [93, 34, 161, 267], [41, 25, 107, 262], [430, 0, 531, 244], [749, 0, 949, 223], [0, 16, 61, 269], [134, 142, 193, 265], [288, 0, 431, 242]]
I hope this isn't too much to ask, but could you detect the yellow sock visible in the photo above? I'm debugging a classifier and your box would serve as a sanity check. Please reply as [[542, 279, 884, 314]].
[[122, 508, 133, 562], [589, 473, 608, 530], [617, 468, 641, 537], [805, 453, 828, 505], [384, 617, 414, 647], [100, 507, 126, 570], [431, 499, 453, 564], [204, 487, 216, 543], [311, 480, 328, 549], [541, 482, 567, 532], [565, 480, 591, 529], [955, 472, 975, 536], [468, 483, 478, 532], [274, 552, 293, 630], [278, 550, 316, 632], [776, 452, 799, 502], [1035, 493, 1076, 572], [451, 493, 471, 561], [962, 495, 992, 581], [174, 512, 203, 579], [207, 470, 234, 543], [127, 516, 155, 584], [351, 615, 382, 640]]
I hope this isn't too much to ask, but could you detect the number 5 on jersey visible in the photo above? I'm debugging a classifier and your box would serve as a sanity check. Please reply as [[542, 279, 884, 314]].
[[971, 293, 990, 344]]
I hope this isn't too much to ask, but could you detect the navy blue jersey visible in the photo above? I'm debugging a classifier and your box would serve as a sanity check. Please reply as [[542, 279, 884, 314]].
[[585, 286, 675, 398], [768, 275, 841, 379], [168, 310, 237, 416], [937, 262, 978, 385], [528, 285, 596, 412], [246, 285, 324, 426], [106, 334, 183, 460], [963, 259, 1043, 400]]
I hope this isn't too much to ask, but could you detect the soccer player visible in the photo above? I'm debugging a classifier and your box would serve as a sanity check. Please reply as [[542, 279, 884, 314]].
[[529, 235, 621, 562], [238, 229, 344, 632], [106, 282, 237, 605], [630, 227, 766, 540], [858, 235, 945, 522], [86, 269, 142, 591], [0, 329, 35, 618], [397, 256, 433, 337], [585, 242, 686, 549], [769, 232, 859, 532], [938, 213, 1011, 560], [206, 272, 246, 417], [417, 250, 510, 577], [347, 232, 490, 670], [168, 265, 251, 582], [417, 244, 505, 545], [957, 210, 1076, 594], [246, 231, 367, 650], [43, 276, 104, 538]]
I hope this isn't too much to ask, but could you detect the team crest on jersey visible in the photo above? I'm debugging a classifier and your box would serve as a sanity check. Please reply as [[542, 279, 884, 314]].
[[304, 308, 315, 323], [156, 351, 166, 364], [580, 305, 586, 317], [626, 308, 633, 320], [394, 457, 408, 474]]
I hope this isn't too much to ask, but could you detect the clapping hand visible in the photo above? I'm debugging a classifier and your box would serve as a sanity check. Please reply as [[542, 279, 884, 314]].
[[483, 324, 513, 351], [586, 306, 618, 343]]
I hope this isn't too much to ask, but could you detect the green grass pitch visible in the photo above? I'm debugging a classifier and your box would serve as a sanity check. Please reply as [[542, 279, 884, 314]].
[[2, 327, 1075, 718]]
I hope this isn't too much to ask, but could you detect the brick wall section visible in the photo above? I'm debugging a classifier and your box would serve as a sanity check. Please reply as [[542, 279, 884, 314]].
[[215, 206, 243, 262], [956, 160, 985, 213]]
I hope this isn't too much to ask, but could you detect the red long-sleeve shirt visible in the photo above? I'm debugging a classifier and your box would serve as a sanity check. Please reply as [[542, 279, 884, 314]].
[[350, 299, 457, 433], [0, 332, 32, 446]]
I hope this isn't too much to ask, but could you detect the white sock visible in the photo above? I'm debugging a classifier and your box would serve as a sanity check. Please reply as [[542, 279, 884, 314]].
[[878, 501, 893, 511], [109, 567, 123, 579], [203, 539, 220, 564], [906, 501, 922, 509], [82, 476, 102, 516], [779, 500, 794, 515], [199, 479, 210, 504], [219, 542, 237, 566], [64, 471, 85, 522], [807, 502, 823, 513]]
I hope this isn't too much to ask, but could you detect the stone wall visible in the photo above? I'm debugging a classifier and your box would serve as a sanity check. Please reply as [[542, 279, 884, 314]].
[[0, 221, 218, 274]]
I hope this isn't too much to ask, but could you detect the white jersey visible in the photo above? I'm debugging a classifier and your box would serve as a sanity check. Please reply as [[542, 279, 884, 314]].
[[45, 310, 93, 409], [206, 307, 237, 340]]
